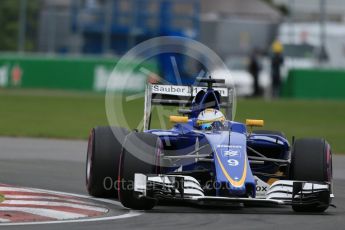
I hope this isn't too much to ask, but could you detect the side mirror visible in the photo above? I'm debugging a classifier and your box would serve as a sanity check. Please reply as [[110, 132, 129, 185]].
[[246, 119, 264, 134], [170, 116, 189, 123], [246, 119, 264, 127]]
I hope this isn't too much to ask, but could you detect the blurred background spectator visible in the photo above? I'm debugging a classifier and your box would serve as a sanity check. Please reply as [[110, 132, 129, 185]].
[[247, 49, 262, 97], [270, 40, 284, 98]]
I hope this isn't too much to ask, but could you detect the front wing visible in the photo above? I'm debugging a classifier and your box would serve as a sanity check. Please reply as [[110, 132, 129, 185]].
[[134, 174, 333, 207]]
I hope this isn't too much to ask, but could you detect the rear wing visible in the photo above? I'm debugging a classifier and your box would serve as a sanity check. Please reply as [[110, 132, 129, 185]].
[[143, 83, 235, 130]]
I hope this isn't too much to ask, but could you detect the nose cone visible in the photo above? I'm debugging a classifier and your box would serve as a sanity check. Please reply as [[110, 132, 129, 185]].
[[205, 130, 256, 197]]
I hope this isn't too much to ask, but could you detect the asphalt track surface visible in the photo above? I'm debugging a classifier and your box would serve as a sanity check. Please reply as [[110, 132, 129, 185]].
[[0, 137, 344, 230]]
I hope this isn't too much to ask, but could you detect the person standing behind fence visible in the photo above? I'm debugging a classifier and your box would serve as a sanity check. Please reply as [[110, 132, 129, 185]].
[[270, 40, 284, 98], [248, 49, 261, 97]]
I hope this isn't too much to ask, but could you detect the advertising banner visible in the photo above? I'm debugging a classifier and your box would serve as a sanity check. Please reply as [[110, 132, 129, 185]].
[[0, 54, 157, 92]]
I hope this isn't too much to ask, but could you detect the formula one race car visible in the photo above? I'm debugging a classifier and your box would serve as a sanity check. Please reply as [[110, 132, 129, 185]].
[[86, 78, 334, 212]]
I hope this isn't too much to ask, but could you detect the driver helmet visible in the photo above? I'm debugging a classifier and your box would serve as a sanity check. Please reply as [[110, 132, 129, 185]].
[[197, 109, 225, 130]]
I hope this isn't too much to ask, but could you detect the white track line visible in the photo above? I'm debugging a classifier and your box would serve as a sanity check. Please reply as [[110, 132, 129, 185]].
[[0, 187, 40, 192], [0, 210, 142, 226], [22, 187, 125, 207], [2, 200, 108, 212], [0, 218, 10, 223], [0, 187, 143, 226], [0, 207, 86, 219], [4, 195, 91, 204]]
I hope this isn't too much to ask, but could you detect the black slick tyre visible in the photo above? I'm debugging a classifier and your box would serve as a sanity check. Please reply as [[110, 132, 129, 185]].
[[118, 132, 161, 210], [290, 138, 332, 212], [86, 126, 129, 198]]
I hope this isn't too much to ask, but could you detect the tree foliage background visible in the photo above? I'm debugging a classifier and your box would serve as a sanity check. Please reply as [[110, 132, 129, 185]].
[[0, 0, 40, 51]]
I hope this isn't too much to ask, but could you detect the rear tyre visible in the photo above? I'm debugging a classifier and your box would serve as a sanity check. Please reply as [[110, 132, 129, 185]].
[[290, 138, 332, 212], [86, 126, 129, 198], [118, 132, 160, 210]]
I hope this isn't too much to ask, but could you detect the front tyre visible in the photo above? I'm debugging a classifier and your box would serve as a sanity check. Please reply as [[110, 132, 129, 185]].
[[118, 132, 161, 210], [290, 138, 333, 212], [86, 126, 129, 198]]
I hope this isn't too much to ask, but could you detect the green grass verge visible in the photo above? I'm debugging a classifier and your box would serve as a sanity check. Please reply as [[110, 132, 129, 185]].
[[0, 193, 4, 203], [0, 89, 344, 153]]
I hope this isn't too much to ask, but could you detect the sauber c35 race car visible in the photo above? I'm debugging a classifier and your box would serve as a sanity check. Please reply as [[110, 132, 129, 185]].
[[86, 78, 334, 212]]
